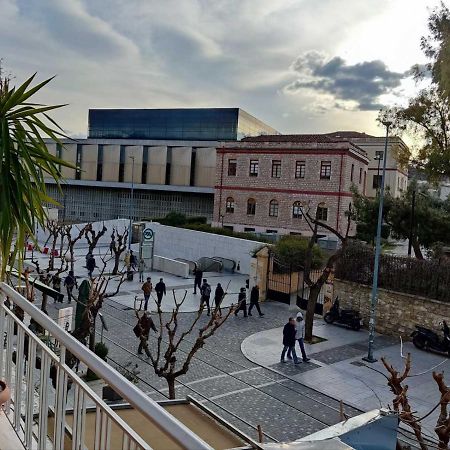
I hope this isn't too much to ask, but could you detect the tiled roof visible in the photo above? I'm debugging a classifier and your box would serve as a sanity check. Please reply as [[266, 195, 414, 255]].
[[241, 134, 340, 143], [324, 131, 376, 138]]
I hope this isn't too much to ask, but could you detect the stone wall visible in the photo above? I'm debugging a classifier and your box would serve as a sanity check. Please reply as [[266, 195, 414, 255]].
[[334, 279, 450, 338]]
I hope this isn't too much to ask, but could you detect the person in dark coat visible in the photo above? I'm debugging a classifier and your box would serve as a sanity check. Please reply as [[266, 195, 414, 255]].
[[281, 318, 299, 364], [214, 283, 225, 316], [193, 268, 203, 294], [234, 287, 247, 317], [52, 274, 63, 303], [155, 278, 166, 307], [64, 271, 78, 303], [135, 312, 157, 356], [200, 279, 212, 315], [248, 285, 264, 317], [86, 254, 96, 278], [130, 250, 137, 270]]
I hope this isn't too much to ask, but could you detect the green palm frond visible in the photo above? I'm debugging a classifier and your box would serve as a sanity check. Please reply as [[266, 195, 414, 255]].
[[0, 73, 72, 279]]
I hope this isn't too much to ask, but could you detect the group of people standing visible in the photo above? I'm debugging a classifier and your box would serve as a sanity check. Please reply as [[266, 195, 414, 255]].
[[193, 268, 264, 318], [281, 312, 310, 364]]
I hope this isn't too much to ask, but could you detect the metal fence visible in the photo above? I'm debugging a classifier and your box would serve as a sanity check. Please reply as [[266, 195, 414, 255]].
[[335, 245, 450, 302], [0, 282, 213, 450]]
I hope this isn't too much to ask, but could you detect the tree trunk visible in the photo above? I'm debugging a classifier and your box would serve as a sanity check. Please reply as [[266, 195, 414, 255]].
[[113, 254, 120, 275], [305, 285, 320, 342], [167, 376, 176, 400], [70, 246, 75, 272], [412, 239, 424, 260]]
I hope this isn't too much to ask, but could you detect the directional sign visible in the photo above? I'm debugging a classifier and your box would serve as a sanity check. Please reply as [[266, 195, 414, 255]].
[[143, 228, 154, 241]]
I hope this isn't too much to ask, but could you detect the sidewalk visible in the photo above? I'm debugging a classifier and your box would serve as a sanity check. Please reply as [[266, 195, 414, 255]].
[[25, 249, 248, 313], [241, 320, 450, 433]]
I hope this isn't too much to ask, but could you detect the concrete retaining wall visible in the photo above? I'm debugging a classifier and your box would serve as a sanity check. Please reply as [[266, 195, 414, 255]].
[[334, 279, 450, 338], [153, 255, 189, 278], [144, 222, 264, 275]]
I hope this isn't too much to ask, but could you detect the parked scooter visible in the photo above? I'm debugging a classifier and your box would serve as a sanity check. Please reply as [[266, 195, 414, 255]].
[[411, 321, 450, 356], [324, 297, 362, 331]]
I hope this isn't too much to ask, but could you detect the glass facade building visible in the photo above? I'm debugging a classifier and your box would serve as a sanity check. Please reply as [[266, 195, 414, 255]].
[[88, 108, 277, 141]]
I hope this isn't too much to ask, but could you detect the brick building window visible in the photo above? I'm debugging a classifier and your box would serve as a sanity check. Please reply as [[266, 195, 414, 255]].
[[249, 160, 259, 177], [247, 198, 256, 215], [292, 201, 303, 219], [350, 164, 354, 182], [373, 174, 382, 189], [316, 203, 328, 221], [228, 159, 237, 176], [269, 200, 279, 217], [271, 160, 281, 178], [320, 161, 331, 179], [295, 161, 305, 178], [225, 197, 235, 213], [359, 167, 362, 184]]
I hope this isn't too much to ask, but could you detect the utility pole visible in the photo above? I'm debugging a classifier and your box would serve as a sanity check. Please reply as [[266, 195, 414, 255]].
[[128, 156, 135, 250], [363, 121, 391, 363], [407, 189, 416, 257]]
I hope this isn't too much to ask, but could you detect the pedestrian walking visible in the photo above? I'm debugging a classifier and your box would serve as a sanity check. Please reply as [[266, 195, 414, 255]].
[[124, 251, 131, 270], [138, 258, 145, 282], [214, 283, 225, 316], [281, 317, 299, 364], [130, 250, 137, 270], [155, 278, 166, 307], [248, 285, 264, 317], [234, 287, 247, 317], [133, 312, 157, 356], [200, 279, 212, 315], [64, 271, 78, 303], [52, 274, 63, 303], [193, 268, 203, 294], [86, 254, 96, 278], [288, 312, 310, 362], [141, 277, 153, 311]]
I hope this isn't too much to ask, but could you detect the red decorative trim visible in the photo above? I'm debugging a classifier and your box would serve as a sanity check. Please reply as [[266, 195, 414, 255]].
[[217, 148, 369, 165], [214, 185, 353, 197]]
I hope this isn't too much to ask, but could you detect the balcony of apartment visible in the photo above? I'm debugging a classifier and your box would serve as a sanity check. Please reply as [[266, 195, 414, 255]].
[[0, 282, 263, 450]]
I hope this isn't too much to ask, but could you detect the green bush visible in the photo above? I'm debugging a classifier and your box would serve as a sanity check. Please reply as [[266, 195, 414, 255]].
[[273, 235, 324, 269], [356, 223, 390, 243], [185, 216, 207, 224], [94, 342, 109, 361]]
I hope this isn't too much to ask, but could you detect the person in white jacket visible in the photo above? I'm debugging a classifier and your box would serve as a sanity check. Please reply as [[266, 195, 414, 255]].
[[287, 312, 310, 362]]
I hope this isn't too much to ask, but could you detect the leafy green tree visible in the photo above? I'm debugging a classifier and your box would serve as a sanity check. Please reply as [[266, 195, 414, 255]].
[[0, 70, 69, 277], [379, 4, 450, 179], [352, 184, 450, 259]]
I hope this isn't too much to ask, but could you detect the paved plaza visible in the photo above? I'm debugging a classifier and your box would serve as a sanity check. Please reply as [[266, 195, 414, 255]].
[[27, 247, 445, 446]]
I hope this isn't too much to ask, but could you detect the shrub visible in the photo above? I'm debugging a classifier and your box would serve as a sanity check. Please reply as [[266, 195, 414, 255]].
[[273, 235, 324, 270], [94, 342, 109, 361]]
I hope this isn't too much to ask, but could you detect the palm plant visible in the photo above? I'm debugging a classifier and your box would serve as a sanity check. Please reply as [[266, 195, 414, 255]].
[[0, 72, 70, 279]]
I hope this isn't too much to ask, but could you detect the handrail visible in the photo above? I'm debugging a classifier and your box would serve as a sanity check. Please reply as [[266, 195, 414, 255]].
[[0, 282, 213, 450]]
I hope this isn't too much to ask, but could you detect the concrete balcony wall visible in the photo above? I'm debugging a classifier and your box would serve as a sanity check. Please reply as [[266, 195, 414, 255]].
[[102, 145, 120, 182]]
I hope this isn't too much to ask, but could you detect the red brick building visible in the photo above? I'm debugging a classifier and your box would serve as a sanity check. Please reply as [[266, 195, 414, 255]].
[[212, 135, 370, 237]]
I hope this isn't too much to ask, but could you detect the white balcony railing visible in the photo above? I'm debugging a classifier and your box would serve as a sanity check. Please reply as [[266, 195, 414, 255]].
[[0, 282, 213, 450]]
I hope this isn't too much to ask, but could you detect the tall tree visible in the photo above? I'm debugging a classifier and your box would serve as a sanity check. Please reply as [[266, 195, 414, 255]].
[[0, 69, 70, 278]]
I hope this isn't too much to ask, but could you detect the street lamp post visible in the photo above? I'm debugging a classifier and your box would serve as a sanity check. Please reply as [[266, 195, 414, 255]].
[[407, 189, 416, 257], [128, 156, 135, 250], [363, 121, 391, 363], [374, 153, 383, 192]]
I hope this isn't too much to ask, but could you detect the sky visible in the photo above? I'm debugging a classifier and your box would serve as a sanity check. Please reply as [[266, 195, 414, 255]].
[[0, 0, 444, 138]]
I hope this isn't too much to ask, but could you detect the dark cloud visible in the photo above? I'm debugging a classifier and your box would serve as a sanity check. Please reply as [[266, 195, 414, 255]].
[[285, 51, 405, 111]]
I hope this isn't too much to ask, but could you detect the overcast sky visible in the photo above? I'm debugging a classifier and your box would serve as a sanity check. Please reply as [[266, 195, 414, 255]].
[[0, 0, 442, 137]]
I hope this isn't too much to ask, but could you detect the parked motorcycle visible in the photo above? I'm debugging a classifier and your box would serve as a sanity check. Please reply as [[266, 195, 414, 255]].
[[411, 321, 450, 356], [323, 297, 362, 331]]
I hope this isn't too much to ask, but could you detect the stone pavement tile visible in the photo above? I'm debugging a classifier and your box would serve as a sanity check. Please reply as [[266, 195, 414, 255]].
[[212, 389, 327, 442], [270, 361, 319, 376], [310, 345, 365, 364]]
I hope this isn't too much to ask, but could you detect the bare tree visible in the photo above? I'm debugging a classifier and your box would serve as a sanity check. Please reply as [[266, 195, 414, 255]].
[[64, 224, 87, 271], [379, 353, 450, 450], [301, 204, 353, 341], [134, 291, 238, 399], [72, 254, 126, 351], [85, 222, 108, 254], [110, 228, 129, 275], [31, 223, 69, 313]]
